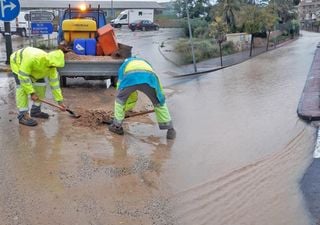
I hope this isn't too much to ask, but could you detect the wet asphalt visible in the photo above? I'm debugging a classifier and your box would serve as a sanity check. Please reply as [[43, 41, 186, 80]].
[[0, 29, 320, 225]]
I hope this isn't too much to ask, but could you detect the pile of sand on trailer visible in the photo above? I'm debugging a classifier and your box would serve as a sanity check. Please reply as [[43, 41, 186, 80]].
[[64, 52, 122, 62]]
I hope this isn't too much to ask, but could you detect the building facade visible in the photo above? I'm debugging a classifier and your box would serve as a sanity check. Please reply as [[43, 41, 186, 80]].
[[299, 0, 320, 20]]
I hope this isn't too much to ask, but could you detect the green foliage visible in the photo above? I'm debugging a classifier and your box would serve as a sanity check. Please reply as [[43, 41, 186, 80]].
[[270, 33, 290, 44], [194, 26, 210, 39], [181, 18, 209, 38], [155, 15, 184, 28], [239, 5, 264, 34], [261, 7, 278, 31], [221, 41, 235, 54], [289, 19, 300, 36], [209, 16, 228, 42], [34, 40, 57, 50], [215, 0, 241, 32], [175, 38, 236, 64], [269, 0, 299, 23], [174, 0, 213, 20]]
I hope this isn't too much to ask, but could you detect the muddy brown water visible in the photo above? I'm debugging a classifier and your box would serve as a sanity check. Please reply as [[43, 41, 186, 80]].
[[0, 30, 319, 225]]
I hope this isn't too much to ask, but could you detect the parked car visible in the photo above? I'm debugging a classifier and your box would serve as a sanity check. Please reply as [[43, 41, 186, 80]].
[[129, 20, 159, 31]]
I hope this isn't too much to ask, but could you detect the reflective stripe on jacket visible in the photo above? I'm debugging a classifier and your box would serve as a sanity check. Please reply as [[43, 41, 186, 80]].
[[10, 47, 65, 102], [117, 57, 165, 105]]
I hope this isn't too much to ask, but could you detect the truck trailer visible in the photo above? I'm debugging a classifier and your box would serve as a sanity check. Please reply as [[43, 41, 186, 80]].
[[111, 9, 154, 28], [57, 4, 132, 87]]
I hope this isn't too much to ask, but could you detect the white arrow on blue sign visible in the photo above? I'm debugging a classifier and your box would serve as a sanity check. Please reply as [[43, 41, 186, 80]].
[[0, 0, 20, 21]]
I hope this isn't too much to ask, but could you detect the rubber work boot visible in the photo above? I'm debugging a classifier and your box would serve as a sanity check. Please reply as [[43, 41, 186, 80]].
[[103, 118, 114, 125], [18, 113, 38, 126], [166, 128, 176, 139], [30, 105, 49, 119], [108, 123, 124, 135]]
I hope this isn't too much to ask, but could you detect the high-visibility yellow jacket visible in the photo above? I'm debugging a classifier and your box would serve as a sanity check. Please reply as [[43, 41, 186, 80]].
[[10, 47, 65, 102]]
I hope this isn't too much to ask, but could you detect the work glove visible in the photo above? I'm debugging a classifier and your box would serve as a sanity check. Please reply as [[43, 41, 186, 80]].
[[58, 102, 67, 111], [31, 93, 39, 101]]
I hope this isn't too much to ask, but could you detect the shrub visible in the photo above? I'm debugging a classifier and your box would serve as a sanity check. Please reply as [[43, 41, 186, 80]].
[[174, 38, 236, 64], [181, 18, 209, 38], [222, 41, 236, 55], [155, 17, 184, 28]]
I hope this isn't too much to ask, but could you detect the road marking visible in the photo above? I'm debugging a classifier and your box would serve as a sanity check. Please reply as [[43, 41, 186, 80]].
[[313, 128, 320, 158]]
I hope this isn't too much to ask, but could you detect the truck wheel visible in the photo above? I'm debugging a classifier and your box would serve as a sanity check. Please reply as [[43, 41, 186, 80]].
[[110, 76, 118, 87], [60, 76, 67, 87], [20, 29, 27, 37]]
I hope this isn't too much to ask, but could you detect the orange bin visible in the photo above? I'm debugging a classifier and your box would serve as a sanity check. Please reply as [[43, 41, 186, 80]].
[[97, 24, 119, 56], [96, 43, 104, 56]]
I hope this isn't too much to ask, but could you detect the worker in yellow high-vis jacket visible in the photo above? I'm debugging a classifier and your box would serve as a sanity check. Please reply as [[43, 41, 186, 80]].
[[10, 47, 66, 126], [108, 57, 176, 139]]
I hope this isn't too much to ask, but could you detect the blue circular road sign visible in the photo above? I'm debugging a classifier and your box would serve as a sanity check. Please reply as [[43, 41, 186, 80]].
[[0, 0, 21, 21]]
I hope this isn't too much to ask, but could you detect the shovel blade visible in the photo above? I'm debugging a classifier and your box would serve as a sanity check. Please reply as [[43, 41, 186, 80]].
[[66, 109, 81, 118]]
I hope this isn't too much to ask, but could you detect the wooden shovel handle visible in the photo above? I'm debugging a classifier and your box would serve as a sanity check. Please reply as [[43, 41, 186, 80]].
[[39, 99, 64, 110], [125, 109, 155, 118]]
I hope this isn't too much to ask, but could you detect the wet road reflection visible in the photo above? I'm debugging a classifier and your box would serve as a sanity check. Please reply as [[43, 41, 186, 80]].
[[0, 30, 319, 225]]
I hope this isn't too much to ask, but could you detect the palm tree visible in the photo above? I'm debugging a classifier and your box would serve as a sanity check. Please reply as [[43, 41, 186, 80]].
[[217, 0, 241, 32]]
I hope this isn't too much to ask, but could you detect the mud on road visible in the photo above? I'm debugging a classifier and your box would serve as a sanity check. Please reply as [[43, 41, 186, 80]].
[[0, 75, 177, 225]]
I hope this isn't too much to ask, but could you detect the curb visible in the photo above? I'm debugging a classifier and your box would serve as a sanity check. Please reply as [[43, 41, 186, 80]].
[[158, 42, 181, 67], [297, 47, 320, 122]]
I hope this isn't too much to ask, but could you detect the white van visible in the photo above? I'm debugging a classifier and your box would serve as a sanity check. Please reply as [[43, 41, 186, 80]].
[[0, 11, 30, 37], [111, 9, 154, 28]]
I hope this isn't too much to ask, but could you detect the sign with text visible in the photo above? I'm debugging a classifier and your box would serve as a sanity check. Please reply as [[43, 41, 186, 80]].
[[0, 0, 20, 21], [30, 10, 54, 22], [31, 22, 53, 34]]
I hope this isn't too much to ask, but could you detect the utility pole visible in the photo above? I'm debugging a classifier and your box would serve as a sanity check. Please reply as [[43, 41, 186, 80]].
[[4, 22, 12, 64], [111, 0, 114, 18], [185, 0, 197, 73]]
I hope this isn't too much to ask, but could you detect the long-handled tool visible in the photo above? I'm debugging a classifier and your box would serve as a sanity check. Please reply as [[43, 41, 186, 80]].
[[39, 99, 81, 118], [125, 109, 154, 118], [103, 109, 155, 124]]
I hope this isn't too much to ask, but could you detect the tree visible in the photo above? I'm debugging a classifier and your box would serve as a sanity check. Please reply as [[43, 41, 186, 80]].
[[209, 16, 228, 66], [261, 7, 278, 51], [216, 0, 241, 32], [293, 0, 300, 6], [269, 0, 299, 23], [239, 5, 264, 56], [174, 0, 213, 20]]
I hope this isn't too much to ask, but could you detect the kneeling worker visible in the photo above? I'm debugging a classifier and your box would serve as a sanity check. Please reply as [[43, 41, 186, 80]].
[[108, 57, 176, 139], [10, 47, 66, 126]]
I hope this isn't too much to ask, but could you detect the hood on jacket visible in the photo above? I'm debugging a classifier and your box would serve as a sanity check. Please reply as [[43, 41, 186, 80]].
[[47, 50, 65, 68]]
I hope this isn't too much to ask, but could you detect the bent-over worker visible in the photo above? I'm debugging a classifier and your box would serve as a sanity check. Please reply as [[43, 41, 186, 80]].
[[10, 47, 66, 126], [108, 57, 176, 139]]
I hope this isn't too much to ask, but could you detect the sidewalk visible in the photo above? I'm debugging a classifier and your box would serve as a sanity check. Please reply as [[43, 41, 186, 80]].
[[297, 46, 320, 121], [0, 36, 297, 74], [159, 37, 297, 76]]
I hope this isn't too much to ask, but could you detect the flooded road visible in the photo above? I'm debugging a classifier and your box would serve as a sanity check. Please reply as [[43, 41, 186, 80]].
[[0, 30, 318, 225]]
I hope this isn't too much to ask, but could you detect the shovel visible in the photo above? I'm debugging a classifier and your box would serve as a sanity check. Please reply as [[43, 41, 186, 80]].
[[39, 99, 81, 118], [103, 109, 155, 125]]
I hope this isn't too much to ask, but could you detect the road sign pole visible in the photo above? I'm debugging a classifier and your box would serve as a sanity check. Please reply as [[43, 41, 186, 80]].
[[4, 21, 12, 64], [0, 0, 21, 64]]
